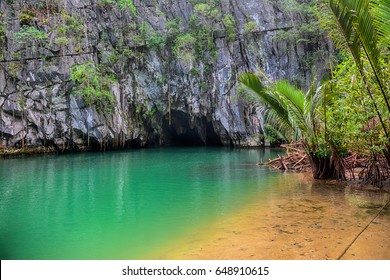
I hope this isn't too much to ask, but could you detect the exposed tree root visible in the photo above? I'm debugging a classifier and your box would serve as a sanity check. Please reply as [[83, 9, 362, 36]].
[[260, 144, 390, 187], [358, 153, 390, 187]]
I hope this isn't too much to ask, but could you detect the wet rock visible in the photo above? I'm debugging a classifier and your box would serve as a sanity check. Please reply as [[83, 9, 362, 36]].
[[0, 0, 332, 150]]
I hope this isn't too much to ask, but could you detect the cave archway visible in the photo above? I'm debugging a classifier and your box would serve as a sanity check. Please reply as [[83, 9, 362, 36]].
[[162, 111, 223, 147]]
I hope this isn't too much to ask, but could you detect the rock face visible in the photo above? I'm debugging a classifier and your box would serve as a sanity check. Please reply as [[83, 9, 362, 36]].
[[0, 0, 331, 150]]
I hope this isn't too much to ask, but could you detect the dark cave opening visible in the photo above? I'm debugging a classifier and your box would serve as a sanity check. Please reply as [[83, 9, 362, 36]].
[[204, 117, 223, 146], [163, 111, 223, 147], [167, 126, 205, 146]]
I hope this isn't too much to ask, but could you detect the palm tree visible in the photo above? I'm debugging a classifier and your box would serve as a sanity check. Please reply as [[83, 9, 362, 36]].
[[239, 72, 345, 179]]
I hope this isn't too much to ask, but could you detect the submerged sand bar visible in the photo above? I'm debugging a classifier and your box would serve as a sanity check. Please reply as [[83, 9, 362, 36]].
[[157, 174, 390, 260]]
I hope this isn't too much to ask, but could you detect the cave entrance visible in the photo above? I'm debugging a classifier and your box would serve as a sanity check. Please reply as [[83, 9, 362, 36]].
[[204, 117, 223, 146], [163, 111, 223, 147], [168, 127, 205, 146]]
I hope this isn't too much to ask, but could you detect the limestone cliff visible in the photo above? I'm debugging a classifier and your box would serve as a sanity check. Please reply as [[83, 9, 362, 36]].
[[0, 0, 331, 151]]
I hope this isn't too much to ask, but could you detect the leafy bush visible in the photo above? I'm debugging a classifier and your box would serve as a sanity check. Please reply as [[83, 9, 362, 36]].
[[173, 33, 197, 64], [243, 21, 258, 35], [98, 0, 137, 16], [54, 36, 68, 46], [14, 26, 48, 47], [0, 23, 5, 43], [19, 13, 34, 25], [146, 32, 166, 49], [223, 14, 236, 42], [57, 10, 84, 38], [117, 0, 137, 16], [70, 62, 116, 111], [166, 18, 182, 41]]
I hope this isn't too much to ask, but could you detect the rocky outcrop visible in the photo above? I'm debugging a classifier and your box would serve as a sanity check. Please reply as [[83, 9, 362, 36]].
[[0, 0, 331, 151]]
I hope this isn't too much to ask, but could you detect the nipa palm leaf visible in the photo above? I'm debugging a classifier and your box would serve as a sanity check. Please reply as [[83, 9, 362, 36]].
[[371, 0, 390, 47]]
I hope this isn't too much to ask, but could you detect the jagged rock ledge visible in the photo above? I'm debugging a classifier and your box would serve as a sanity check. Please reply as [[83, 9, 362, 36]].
[[0, 146, 56, 157]]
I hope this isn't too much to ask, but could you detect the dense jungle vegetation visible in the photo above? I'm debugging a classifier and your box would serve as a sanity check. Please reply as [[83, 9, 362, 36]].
[[240, 0, 390, 185]]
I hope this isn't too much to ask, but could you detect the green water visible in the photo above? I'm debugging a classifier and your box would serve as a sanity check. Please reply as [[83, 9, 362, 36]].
[[0, 147, 283, 259]]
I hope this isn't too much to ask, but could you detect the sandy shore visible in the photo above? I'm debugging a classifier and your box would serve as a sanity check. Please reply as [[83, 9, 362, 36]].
[[155, 173, 390, 260]]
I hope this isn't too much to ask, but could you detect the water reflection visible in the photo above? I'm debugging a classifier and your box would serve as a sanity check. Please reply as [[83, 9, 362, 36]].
[[0, 148, 284, 259]]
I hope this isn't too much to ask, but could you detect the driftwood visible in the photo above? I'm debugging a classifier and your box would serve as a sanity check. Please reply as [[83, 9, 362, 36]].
[[258, 144, 390, 187], [258, 146, 311, 172]]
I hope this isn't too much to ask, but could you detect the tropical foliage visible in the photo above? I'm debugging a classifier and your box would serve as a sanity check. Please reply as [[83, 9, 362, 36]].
[[239, 72, 345, 179], [239, 73, 316, 145], [240, 0, 390, 183], [326, 0, 390, 183], [328, 0, 390, 117]]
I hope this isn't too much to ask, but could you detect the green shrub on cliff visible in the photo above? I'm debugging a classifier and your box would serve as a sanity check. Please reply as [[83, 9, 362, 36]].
[[70, 62, 116, 111], [14, 26, 48, 47], [0, 14, 5, 43], [223, 14, 237, 42], [98, 0, 137, 16], [173, 33, 197, 64]]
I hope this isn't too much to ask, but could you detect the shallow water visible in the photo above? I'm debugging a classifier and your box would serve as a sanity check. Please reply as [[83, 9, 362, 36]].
[[0, 147, 282, 259], [161, 174, 390, 260], [0, 148, 389, 260]]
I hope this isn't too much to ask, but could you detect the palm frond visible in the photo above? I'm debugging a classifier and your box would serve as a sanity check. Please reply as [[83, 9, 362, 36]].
[[263, 124, 289, 142], [264, 110, 296, 140], [371, 0, 390, 47], [329, 0, 364, 69], [350, 0, 382, 80], [239, 72, 292, 130], [273, 80, 308, 138], [329, 0, 390, 115], [274, 80, 305, 114], [239, 72, 323, 146]]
